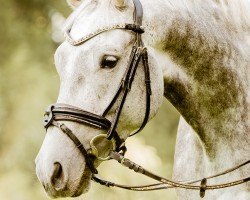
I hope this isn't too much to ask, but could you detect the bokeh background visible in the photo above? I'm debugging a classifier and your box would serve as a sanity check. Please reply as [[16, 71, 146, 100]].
[[0, 0, 180, 199]]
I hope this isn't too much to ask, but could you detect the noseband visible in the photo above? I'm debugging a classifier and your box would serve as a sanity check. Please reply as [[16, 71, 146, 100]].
[[43, 0, 250, 198]]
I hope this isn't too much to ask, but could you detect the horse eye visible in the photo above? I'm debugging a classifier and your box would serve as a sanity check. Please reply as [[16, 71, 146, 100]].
[[101, 56, 118, 69]]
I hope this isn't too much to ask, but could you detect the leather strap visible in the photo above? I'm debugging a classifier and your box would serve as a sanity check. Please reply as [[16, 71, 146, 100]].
[[93, 158, 250, 194], [44, 104, 125, 151], [44, 104, 111, 130], [102, 0, 151, 140], [129, 48, 151, 137], [106, 46, 145, 140], [51, 120, 98, 174], [132, 0, 143, 27], [104, 151, 250, 196]]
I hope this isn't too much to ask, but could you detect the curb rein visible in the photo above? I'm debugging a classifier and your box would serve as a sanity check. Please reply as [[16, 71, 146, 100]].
[[43, 0, 250, 198]]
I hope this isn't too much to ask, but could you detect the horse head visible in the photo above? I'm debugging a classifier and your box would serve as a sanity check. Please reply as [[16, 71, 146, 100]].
[[35, 0, 164, 197]]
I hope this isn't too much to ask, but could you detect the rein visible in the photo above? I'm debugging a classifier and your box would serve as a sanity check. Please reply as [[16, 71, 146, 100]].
[[43, 0, 250, 198]]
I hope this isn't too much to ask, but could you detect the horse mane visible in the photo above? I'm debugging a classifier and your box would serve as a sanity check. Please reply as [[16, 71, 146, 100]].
[[169, 0, 250, 34]]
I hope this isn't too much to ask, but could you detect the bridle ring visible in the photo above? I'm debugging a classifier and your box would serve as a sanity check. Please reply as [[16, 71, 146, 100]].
[[89, 134, 116, 161]]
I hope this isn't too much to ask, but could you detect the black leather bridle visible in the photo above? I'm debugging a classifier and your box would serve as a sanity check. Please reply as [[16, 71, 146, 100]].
[[43, 0, 250, 198], [44, 0, 149, 174]]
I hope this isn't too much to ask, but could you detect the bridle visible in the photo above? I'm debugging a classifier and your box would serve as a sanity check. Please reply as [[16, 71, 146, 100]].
[[44, 0, 149, 173], [43, 0, 250, 198]]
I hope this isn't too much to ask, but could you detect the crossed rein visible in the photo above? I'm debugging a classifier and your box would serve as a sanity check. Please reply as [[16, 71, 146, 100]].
[[43, 0, 250, 198]]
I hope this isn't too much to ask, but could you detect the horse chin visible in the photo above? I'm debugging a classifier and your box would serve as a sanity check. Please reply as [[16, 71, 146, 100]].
[[71, 168, 92, 197]]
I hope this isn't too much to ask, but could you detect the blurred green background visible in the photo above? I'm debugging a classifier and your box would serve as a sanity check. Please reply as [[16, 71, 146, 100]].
[[0, 0, 180, 199]]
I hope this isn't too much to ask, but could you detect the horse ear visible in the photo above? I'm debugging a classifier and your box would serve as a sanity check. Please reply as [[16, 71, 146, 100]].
[[114, 0, 127, 9], [66, 0, 83, 9]]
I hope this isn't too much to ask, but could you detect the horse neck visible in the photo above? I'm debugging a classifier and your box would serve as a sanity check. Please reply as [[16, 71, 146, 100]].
[[142, 0, 250, 159]]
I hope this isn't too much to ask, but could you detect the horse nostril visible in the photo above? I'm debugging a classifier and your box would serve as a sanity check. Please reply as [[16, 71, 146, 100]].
[[52, 162, 62, 179], [51, 162, 66, 191]]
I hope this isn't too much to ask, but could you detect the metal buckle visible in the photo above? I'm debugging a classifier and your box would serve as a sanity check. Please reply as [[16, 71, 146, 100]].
[[89, 134, 116, 161], [43, 105, 54, 129], [125, 24, 145, 34], [120, 157, 127, 166]]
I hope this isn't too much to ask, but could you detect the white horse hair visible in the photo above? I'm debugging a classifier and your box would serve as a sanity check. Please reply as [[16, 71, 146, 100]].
[[35, 0, 250, 199]]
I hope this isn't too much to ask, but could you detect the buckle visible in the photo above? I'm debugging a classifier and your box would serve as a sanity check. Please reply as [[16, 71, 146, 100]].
[[125, 24, 145, 34], [89, 134, 116, 161], [200, 178, 207, 198], [43, 105, 54, 129]]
